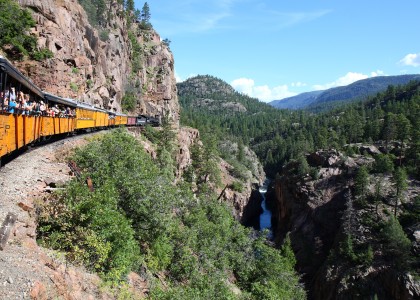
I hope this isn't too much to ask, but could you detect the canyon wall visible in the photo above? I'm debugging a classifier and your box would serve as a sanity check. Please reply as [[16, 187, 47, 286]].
[[270, 150, 420, 299], [12, 0, 178, 122]]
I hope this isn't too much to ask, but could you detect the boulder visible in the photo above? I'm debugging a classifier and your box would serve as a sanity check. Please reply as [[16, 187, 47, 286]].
[[359, 145, 381, 155]]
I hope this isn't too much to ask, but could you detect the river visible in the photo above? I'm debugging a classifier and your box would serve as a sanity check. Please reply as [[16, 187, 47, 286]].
[[259, 179, 273, 238]]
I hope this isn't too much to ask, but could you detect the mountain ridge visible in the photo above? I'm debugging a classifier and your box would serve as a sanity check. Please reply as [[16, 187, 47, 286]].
[[269, 74, 420, 110]]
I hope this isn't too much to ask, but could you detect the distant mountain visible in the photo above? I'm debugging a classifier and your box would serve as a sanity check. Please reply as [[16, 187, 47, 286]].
[[269, 90, 324, 109], [269, 74, 420, 111]]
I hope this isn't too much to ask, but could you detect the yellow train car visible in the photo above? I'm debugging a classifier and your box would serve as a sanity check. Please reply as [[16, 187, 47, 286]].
[[95, 108, 109, 128], [43, 93, 76, 135], [75, 103, 97, 130], [115, 113, 128, 126], [1, 56, 45, 161], [1, 55, 154, 166]]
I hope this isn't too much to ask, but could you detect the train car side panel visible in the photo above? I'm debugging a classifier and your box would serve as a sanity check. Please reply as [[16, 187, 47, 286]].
[[24, 116, 37, 145], [33, 116, 41, 141], [75, 108, 95, 129], [76, 118, 95, 129], [97, 111, 107, 127], [53, 117, 59, 135], [127, 116, 136, 125], [41, 116, 55, 136], [0, 115, 7, 157], [115, 115, 121, 126], [56, 117, 72, 134], [15, 114, 24, 149], [0, 114, 15, 156], [69, 117, 75, 133]]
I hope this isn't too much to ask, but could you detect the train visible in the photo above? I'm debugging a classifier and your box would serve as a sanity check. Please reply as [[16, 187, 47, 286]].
[[0, 55, 160, 166]]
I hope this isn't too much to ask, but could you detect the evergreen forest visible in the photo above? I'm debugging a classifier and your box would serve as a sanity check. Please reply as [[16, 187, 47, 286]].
[[178, 75, 420, 179]]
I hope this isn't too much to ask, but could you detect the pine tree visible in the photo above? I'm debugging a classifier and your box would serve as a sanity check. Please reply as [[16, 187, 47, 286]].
[[393, 167, 408, 217], [140, 2, 152, 29], [355, 165, 369, 201], [382, 113, 397, 153], [396, 114, 411, 166]]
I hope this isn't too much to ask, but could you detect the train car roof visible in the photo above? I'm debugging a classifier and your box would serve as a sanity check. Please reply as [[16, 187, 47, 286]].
[[95, 107, 109, 113], [43, 92, 78, 107], [0, 56, 43, 97], [76, 102, 99, 112], [116, 112, 127, 117]]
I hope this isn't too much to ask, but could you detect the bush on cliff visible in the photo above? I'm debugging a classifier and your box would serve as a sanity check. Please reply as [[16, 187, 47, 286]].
[[0, 0, 53, 60]]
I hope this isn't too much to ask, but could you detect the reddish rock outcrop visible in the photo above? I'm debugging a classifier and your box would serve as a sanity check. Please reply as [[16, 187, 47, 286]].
[[12, 0, 179, 122]]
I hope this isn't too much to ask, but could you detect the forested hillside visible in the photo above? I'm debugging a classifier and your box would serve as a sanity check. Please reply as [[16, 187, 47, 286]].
[[179, 75, 420, 298], [179, 75, 420, 179]]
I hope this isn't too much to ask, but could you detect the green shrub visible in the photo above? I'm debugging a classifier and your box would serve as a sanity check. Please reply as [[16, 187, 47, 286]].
[[37, 129, 305, 296], [99, 29, 109, 41], [0, 0, 37, 57], [382, 217, 411, 265], [121, 91, 136, 112], [86, 79, 93, 89], [70, 82, 78, 92], [31, 48, 54, 61], [37, 182, 140, 281], [230, 180, 244, 192], [142, 125, 160, 143], [375, 154, 395, 174]]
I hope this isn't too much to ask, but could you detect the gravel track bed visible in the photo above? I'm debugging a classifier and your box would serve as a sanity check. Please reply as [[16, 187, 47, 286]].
[[0, 132, 107, 300]]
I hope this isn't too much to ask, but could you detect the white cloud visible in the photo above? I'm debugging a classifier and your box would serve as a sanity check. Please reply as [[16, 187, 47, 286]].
[[313, 71, 385, 90], [231, 78, 297, 102], [370, 70, 384, 77], [175, 72, 183, 83], [399, 53, 420, 67], [272, 10, 332, 29], [155, 0, 237, 34], [231, 78, 255, 95], [291, 81, 307, 87]]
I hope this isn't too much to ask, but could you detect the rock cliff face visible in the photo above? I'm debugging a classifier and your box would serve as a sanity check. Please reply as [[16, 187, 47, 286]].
[[269, 149, 420, 299], [175, 129, 265, 220], [13, 0, 179, 121]]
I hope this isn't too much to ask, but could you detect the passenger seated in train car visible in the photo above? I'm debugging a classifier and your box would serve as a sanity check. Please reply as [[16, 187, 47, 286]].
[[31, 101, 40, 115], [46, 105, 54, 117], [26, 96, 35, 114], [51, 104, 60, 116], [2, 97, 9, 112], [57, 105, 63, 117], [7, 97, 16, 113], [5, 87, 16, 101], [18, 92, 31, 115], [39, 101, 47, 116], [65, 106, 72, 117]]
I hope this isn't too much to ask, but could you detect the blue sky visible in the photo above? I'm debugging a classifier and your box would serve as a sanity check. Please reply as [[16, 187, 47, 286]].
[[135, 0, 420, 102]]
